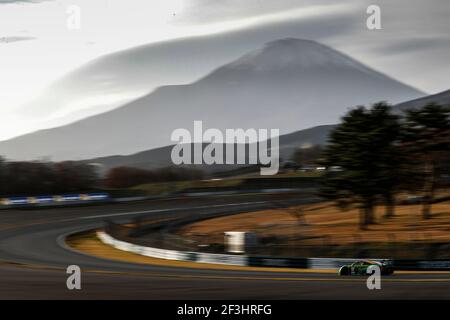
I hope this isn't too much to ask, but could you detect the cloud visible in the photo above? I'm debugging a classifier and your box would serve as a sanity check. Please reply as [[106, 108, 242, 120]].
[[375, 37, 450, 56], [179, 0, 341, 24], [0, 36, 36, 43]]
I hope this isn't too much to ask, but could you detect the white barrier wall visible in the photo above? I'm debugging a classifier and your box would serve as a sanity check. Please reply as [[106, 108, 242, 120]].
[[97, 231, 248, 266]]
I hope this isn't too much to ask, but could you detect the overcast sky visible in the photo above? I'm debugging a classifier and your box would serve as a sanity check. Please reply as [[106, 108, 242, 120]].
[[0, 0, 449, 139]]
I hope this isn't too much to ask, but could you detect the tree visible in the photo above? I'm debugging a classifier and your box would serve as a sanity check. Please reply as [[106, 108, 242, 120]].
[[104, 166, 204, 189], [53, 161, 98, 193], [402, 103, 450, 219], [105, 166, 155, 189], [321, 102, 401, 229], [291, 145, 323, 168], [0, 160, 98, 196], [370, 105, 404, 218], [0, 157, 6, 195]]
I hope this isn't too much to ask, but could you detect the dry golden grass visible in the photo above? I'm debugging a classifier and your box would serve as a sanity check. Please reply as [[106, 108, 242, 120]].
[[179, 201, 450, 245]]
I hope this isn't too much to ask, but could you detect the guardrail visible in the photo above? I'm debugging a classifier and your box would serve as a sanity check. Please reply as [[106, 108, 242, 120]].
[[97, 231, 450, 270]]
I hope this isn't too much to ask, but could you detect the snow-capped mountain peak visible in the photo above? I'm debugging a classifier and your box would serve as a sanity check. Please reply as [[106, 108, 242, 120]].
[[224, 38, 371, 73]]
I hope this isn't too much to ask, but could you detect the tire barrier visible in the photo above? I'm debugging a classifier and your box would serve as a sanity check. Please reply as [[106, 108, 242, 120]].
[[395, 259, 450, 271], [0, 188, 305, 209], [248, 256, 308, 268], [0, 192, 110, 208], [97, 231, 450, 270]]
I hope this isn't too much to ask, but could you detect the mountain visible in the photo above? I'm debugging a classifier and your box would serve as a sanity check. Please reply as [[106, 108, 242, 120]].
[[394, 89, 450, 111], [0, 38, 424, 161], [17, 15, 357, 132]]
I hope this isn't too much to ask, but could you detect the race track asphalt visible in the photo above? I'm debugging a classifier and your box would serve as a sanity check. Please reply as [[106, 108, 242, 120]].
[[0, 193, 449, 300]]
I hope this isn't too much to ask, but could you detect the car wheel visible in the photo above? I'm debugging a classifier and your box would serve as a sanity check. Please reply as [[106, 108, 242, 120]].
[[339, 266, 350, 276]]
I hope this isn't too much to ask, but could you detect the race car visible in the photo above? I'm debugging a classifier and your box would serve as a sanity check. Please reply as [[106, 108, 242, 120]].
[[338, 260, 394, 276]]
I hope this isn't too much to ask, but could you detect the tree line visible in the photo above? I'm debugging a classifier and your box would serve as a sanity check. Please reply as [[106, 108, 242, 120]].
[[0, 157, 204, 196], [320, 102, 450, 229], [104, 166, 204, 188], [0, 160, 98, 196]]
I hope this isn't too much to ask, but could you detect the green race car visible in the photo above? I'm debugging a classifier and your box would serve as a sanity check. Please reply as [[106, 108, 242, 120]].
[[338, 260, 394, 276]]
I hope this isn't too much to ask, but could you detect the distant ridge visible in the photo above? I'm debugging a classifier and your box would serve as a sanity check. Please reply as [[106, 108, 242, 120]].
[[83, 124, 335, 175], [395, 89, 450, 112]]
